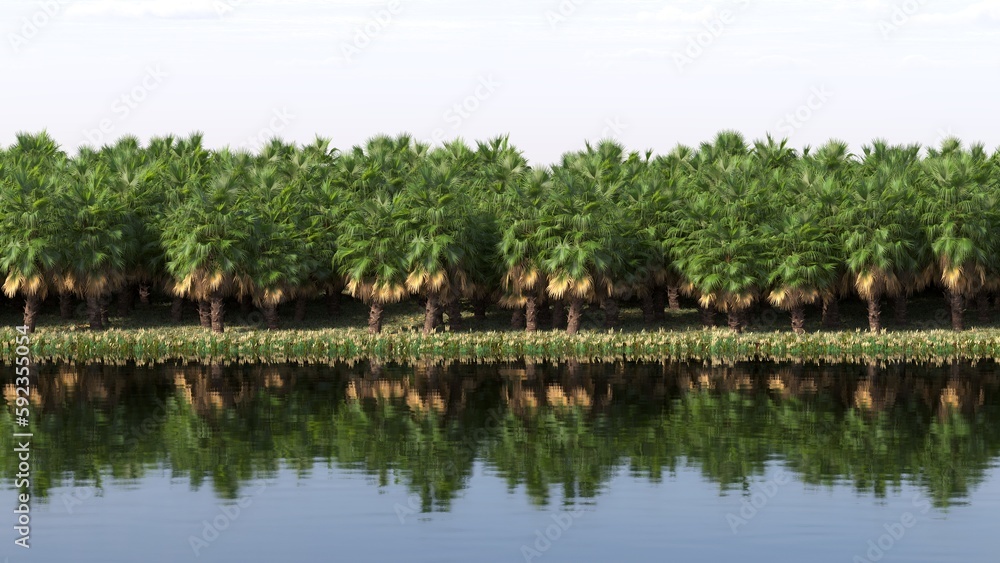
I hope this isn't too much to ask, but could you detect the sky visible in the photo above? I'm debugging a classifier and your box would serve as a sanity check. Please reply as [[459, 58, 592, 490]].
[[1, 0, 998, 164]]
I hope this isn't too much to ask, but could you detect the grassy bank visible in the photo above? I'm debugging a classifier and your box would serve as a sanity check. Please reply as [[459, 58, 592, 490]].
[[1, 293, 999, 364]]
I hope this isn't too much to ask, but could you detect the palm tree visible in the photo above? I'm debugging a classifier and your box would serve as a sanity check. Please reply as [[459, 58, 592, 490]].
[[920, 140, 996, 330], [399, 142, 476, 334], [0, 165, 60, 332], [54, 164, 131, 330], [161, 152, 254, 333], [335, 195, 410, 333]]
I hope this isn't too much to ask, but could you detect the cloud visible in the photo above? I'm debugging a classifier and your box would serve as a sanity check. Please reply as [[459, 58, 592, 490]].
[[65, 0, 225, 19], [747, 55, 812, 69]]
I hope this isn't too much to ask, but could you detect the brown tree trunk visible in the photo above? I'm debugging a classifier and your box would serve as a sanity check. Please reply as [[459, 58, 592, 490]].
[[893, 295, 907, 326], [59, 291, 73, 319], [23, 295, 40, 333], [566, 296, 585, 335], [976, 291, 989, 323], [791, 305, 805, 335], [447, 290, 463, 331], [602, 297, 619, 329], [210, 294, 225, 334], [87, 294, 103, 331], [138, 283, 151, 307], [263, 303, 279, 330], [551, 300, 566, 330], [294, 296, 308, 322], [198, 300, 212, 328], [511, 308, 525, 329], [667, 285, 681, 310], [866, 296, 881, 332], [525, 294, 539, 332], [652, 287, 666, 321], [948, 290, 964, 332], [698, 305, 715, 328], [641, 293, 655, 324], [171, 297, 184, 322], [726, 309, 743, 333], [821, 295, 840, 328], [368, 302, 384, 334], [473, 297, 488, 322], [424, 293, 441, 334], [100, 295, 110, 327]]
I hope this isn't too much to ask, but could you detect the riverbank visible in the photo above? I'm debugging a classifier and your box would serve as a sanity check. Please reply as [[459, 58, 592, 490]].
[[1, 297, 998, 364]]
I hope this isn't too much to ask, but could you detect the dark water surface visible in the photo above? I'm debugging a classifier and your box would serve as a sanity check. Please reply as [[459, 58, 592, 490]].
[[2, 361, 999, 562]]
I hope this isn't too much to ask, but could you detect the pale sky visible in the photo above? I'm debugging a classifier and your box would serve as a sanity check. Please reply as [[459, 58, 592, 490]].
[[1, 0, 998, 164]]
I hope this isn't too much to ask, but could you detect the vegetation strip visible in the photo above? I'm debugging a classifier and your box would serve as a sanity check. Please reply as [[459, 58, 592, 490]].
[[2, 326, 999, 364]]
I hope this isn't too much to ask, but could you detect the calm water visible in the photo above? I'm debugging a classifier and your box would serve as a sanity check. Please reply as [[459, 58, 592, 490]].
[[2, 361, 999, 563]]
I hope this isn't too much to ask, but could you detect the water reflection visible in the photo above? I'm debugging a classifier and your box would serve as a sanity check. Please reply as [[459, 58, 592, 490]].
[[2, 361, 998, 510]]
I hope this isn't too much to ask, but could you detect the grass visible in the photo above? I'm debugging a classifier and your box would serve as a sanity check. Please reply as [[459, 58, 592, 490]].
[[0, 293, 998, 364]]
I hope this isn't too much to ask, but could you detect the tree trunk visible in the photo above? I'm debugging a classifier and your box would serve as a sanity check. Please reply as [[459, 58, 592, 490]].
[[100, 294, 110, 327], [602, 297, 619, 329], [667, 285, 681, 310], [821, 295, 840, 328], [698, 305, 715, 328], [866, 296, 881, 332], [893, 295, 907, 326], [566, 297, 585, 335], [790, 304, 805, 335], [294, 296, 308, 322], [641, 293, 655, 324], [976, 291, 989, 323], [424, 293, 441, 334], [59, 291, 73, 319], [473, 297, 488, 322], [726, 309, 743, 333], [652, 287, 666, 321], [198, 300, 212, 328], [327, 290, 342, 316], [23, 295, 40, 333], [948, 290, 964, 332], [447, 291, 463, 331], [511, 308, 525, 329], [551, 300, 566, 330], [525, 294, 539, 332], [87, 294, 103, 331], [171, 297, 184, 322], [263, 303, 279, 330], [210, 294, 225, 334], [138, 283, 151, 307], [368, 302, 384, 334]]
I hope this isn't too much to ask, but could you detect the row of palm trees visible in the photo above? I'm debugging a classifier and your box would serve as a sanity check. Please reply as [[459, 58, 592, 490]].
[[2, 130, 999, 335]]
